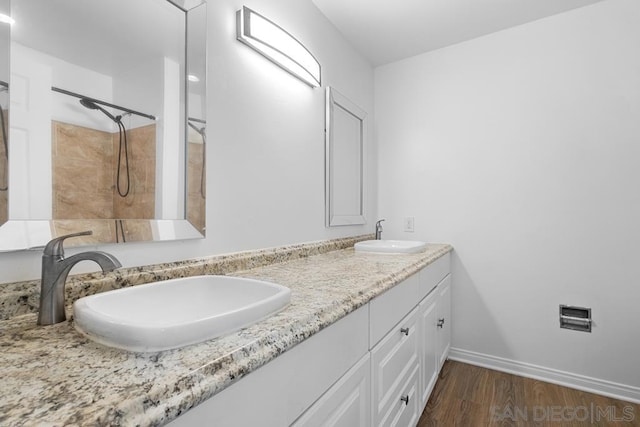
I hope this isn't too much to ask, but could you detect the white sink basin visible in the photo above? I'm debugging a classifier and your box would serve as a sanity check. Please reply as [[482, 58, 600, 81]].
[[354, 239, 428, 254], [73, 275, 291, 352]]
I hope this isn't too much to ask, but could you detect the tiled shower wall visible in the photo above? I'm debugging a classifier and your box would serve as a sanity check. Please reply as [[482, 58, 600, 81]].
[[187, 141, 205, 234], [112, 123, 156, 219], [52, 121, 115, 219], [52, 121, 156, 220], [5, 121, 202, 243]]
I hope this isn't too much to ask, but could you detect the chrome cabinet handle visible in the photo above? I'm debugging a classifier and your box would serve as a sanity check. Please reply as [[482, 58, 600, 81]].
[[400, 395, 409, 406], [437, 318, 445, 328], [400, 327, 410, 336]]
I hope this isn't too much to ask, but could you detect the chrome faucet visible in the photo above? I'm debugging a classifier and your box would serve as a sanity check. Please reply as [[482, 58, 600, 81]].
[[37, 231, 121, 326], [375, 219, 385, 240]]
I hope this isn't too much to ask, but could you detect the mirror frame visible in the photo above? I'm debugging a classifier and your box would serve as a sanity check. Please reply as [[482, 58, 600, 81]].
[[0, 0, 207, 252], [325, 86, 367, 227]]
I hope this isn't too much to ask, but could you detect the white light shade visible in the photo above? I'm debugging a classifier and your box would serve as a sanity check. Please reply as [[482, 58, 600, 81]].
[[237, 6, 321, 87]]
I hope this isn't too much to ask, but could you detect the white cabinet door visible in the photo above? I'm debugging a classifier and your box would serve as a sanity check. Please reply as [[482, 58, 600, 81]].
[[292, 354, 370, 427], [371, 306, 420, 427], [418, 290, 438, 409], [436, 275, 451, 370]]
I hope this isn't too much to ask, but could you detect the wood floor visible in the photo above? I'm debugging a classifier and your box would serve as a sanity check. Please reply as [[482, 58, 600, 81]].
[[418, 361, 640, 426]]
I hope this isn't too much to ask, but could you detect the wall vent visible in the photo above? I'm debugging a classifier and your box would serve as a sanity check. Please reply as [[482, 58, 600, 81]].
[[559, 305, 592, 333]]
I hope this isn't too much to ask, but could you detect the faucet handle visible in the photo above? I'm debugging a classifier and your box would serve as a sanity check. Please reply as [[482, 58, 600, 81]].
[[43, 231, 93, 257], [376, 219, 386, 228]]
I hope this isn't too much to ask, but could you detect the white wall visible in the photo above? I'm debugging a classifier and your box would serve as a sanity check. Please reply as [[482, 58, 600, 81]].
[[0, 0, 375, 282], [376, 0, 640, 399], [112, 56, 164, 130], [8, 44, 115, 221], [158, 57, 183, 219], [12, 43, 115, 132], [209, 0, 375, 252]]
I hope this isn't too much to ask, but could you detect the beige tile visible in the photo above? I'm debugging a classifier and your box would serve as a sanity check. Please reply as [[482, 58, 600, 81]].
[[54, 191, 114, 219], [50, 121, 158, 222], [131, 162, 148, 192], [187, 194, 206, 234], [187, 142, 205, 197], [52, 160, 100, 193], [122, 125, 156, 163], [144, 162, 156, 192], [52, 220, 116, 244], [114, 192, 155, 219], [52, 121, 112, 161], [126, 124, 157, 160], [97, 160, 115, 193], [120, 219, 154, 242]]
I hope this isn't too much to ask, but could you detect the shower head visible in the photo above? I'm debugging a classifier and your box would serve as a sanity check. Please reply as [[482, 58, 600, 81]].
[[79, 98, 98, 109], [79, 98, 120, 123]]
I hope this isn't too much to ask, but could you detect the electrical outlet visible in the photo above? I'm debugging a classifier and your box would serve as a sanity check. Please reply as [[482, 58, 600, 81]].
[[403, 217, 415, 232]]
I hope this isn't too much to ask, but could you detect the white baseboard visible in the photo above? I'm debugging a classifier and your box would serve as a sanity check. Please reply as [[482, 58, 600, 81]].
[[448, 347, 640, 404]]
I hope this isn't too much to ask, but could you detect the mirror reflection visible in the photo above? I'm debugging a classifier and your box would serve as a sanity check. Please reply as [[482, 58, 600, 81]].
[[0, 0, 9, 228], [0, 0, 206, 251], [186, 2, 207, 235]]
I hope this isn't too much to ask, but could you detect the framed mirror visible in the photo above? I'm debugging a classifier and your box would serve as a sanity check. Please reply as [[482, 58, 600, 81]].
[[0, 0, 8, 232], [325, 87, 367, 227], [0, 0, 206, 252]]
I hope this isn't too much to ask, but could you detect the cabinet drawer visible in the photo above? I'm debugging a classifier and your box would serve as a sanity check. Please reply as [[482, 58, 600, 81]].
[[371, 306, 419, 426], [418, 252, 450, 300], [369, 274, 419, 347], [382, 363, 420, 427]]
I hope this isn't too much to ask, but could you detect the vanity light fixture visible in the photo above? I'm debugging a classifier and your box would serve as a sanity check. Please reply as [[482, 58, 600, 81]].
[[236, 6, 321, 87], [0, 13, 14, 25]]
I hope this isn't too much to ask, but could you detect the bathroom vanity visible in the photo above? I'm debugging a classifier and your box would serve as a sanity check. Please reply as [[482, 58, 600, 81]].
[[170, 250, 451, 426], [0, 237, 452, 426]]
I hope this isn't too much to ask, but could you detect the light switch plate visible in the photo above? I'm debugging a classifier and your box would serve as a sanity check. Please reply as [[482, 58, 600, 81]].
[[403, 217, 415, 232]]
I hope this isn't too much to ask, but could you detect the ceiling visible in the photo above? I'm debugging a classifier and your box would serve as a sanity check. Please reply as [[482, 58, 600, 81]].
[[311, 0, 603, 66], [11, 0, 187, 77]]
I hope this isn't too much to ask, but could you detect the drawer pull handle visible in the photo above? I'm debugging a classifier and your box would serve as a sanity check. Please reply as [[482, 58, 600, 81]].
[[400, 395, 409, 406], [437, 318, 445, 328], [400, 327, 410, 336]]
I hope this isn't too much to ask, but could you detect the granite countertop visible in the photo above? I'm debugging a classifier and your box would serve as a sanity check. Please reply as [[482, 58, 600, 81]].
[[0, 242, 452, 426]]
